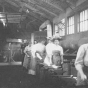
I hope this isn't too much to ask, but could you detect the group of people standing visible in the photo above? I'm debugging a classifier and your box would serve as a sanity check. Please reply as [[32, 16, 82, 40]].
[[22, 36, 63, 76], [22, 35, 88, 86]]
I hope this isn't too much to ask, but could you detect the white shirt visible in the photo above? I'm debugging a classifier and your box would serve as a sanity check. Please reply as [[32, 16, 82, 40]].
[[44, 43, 63, 66], [31, 43, 46, 59], [24, 45, 31, 53], [75, 44, 88, 67], [24, 45, 31, 57], [46, 42, 55, 56]]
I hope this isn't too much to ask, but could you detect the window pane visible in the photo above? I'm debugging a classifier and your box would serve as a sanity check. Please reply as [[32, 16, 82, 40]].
[[83, 21, 85, 31], [80, 22, 82, 31], [83, 11, 85, 21], [85, 20, 87, 31], [80, 12, 82, 22], [67, 16, 74, 34], [57, 18, 65, 36], [78, 9, 88, 32], [78, 23, 79, 32], [84, 10, 87, 20]]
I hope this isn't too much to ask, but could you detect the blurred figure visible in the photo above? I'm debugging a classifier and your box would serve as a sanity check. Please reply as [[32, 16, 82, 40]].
[[23, 43, 31, 69], [75, 44, 88, 86], [52, 37, 63, 67], [28, 40, 46, 75], [21, 43, 26, 65], [44, 37, 54, 66], [34, 40, 38, 44]]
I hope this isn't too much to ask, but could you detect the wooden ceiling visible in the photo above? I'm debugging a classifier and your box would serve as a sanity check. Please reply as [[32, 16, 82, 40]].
[[0, 0, 78, 21], [0, 0, 78, 39]]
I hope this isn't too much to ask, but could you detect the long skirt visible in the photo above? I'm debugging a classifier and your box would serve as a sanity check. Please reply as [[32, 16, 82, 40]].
[[28, 53, 45, 75], [23, 55, 30, 69], [28, 55, 37, 75]]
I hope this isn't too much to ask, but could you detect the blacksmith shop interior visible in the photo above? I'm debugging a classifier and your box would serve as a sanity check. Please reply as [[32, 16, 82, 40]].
[[0, 0, 88, 88]]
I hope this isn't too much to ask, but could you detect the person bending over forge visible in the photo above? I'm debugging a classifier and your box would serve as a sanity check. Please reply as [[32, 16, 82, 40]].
[[75, 44, 88, 86], [28, 40, 46, 75]]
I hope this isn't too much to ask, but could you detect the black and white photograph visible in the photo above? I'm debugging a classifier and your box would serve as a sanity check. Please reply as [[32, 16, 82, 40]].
[[0, 0, 88, 88]]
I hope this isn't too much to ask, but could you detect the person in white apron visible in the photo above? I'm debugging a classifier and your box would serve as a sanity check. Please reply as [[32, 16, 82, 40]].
[[52, 38, 63, 67], [23, 43, 31, 69], [44, 37, 63, 69], [44, 37, 54, 66]]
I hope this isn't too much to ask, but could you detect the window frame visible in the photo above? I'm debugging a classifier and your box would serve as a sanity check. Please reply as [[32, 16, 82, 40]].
[[67, 16, 75, 35], [77, 9, 88, 32], [54, 18, 65, 37]]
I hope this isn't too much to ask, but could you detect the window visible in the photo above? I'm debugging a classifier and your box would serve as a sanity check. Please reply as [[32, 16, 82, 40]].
[[47, 24, 52, 38], [54, 18, 65, 36], [78, 9, 88, 32], [67, 16, 74, 34], [59, 19, 65, 36]]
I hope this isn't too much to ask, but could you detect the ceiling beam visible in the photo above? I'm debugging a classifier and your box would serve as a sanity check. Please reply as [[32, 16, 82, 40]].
[[20, 2, 53, 21], [21, 2, 38, 12], [21, 6, 48, 22], [4, 0, 21, 13], [35, 0, 65, 12], [66, 0, 76, 7], [3, 0, 47, 23], [28, 0, 58, 17], [19, 2, 46, 18], [20, 0, 57, 20], [24, 3, 53, 19], [4, 0, 53, 21], [37, 5, 57, 16], [4, 0, 19, 8], [7, 0, 55, 20], [4, 0, 47, 21]]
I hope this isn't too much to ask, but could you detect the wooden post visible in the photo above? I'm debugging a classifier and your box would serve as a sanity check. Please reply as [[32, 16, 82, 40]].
[[31, 33, 34, 45]]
